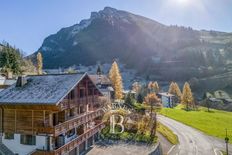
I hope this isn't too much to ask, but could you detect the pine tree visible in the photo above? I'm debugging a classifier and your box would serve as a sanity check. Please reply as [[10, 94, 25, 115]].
[[96, 65, 102, 75], [181, 82, 194, 110], [137, 93, 144, 103], [0, 43, 21, 76], [109, 61, 123, 100], [37, 52, 43, 75]]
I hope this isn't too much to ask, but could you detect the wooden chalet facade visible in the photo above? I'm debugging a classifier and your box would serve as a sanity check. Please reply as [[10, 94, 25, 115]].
[[0, 73, 106, 155]]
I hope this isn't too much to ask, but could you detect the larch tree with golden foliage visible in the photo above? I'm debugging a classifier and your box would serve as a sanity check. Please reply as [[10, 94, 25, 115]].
[[148, 81, 160, 93], [181, 82, 194, 110], [168, 82, 175, 94], [109, 61, 123, 100], [168, 82, 182, 102], [174, 82, 182, 99], [37, 52, 43, 75]]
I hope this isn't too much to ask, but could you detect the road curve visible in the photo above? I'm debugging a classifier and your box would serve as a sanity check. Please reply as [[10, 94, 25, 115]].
[[158, 115, 232, 155]]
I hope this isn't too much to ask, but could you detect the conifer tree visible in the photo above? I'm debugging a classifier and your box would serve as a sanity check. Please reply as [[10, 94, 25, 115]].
[[168, 82, 175, 94], [96, 65, 102, 75], [148, 81, 160, 93], [169, 82, 182, 102], [109, 61, 123, 100], [137, 93, 144, 103], [37, 52, 43, 75], [181, 82, 194, 110], [174, 82, 182, 100]]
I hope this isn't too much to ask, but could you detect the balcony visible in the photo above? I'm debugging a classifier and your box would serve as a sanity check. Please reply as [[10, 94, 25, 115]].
[[35, 108, 104, 136], [54, 108, 104, 136], [33, 122, 105, 155], [59, 95, 99, 110]]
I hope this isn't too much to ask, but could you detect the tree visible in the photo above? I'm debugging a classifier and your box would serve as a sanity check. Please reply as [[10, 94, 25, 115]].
[[174, 82, 182, 100], [153, 81, 160, 93], [144, 93, 161, 142], [125, 93, 135, 106], [168, 82, 182, 102], [96, 65, 102, 75], [0, 43, 21, 77], [181, 82, 194, 110], [37, 52, 43, 75], [132, 82, 141, 93], [109, 61, 123, 100], [148, 81, 160, 93], [205, 98, 212, 112], [137, 93, 144, 103]]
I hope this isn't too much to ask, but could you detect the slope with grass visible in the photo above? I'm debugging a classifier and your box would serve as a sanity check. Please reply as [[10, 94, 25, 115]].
[[157, 122, 179, 145], [160, 105, 232, 143]]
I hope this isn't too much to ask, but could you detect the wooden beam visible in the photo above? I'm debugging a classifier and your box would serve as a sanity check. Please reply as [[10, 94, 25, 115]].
[[15, 109, 17, 132], [32, 110, 34, 134]]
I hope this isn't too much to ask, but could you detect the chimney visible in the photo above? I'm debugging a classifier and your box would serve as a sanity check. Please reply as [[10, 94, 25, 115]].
[[16, 76, 27, 87]]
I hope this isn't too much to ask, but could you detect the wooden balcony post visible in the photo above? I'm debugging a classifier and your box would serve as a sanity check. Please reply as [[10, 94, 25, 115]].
[[49, 113, 53, 127]]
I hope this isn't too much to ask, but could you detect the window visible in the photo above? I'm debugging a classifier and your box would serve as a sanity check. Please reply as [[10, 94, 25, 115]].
[[69, 108, 75, 117], [70, 89, 75, 99], [66, 128, 75, 138], [80, 89, 85, 98], [20, 135, 36, 145], [4, 133, 14, 139]]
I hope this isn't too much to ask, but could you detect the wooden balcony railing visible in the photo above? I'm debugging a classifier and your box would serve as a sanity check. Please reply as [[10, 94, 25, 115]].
[[33, 122, 105, 155], [54, 108, 104, 136], [59, 95, 99, 110], [35, 108, 104, 136]]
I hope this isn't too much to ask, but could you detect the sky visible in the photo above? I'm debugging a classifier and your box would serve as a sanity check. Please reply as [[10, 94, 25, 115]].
[[0, 0, 232, 55]]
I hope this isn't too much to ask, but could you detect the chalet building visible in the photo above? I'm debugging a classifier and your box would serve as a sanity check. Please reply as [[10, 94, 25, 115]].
[[89, 74, 113, 103], [0, 73, 105, 155]]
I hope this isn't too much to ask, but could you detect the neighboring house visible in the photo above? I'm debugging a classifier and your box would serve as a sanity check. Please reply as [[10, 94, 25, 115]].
[[89, 74, 113, 103], [123, 90, 136, 98], [157, 92, 175, 108], [0, 74, 6, 85], [0, 73, 105, 155]]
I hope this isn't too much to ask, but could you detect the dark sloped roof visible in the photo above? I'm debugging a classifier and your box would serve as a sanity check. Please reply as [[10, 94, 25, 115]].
[[0, 73, 85, 105], [89, 75, 111, 85]]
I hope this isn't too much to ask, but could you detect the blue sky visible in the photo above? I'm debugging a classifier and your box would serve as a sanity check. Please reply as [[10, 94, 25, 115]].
[[0, 0, 232, 55]]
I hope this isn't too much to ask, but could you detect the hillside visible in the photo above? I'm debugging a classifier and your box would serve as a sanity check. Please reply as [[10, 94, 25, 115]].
[[31, 7, 232, 91]]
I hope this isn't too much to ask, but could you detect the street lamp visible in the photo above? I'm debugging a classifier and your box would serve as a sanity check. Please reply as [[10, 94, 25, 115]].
[[225, 128, 229, 155]]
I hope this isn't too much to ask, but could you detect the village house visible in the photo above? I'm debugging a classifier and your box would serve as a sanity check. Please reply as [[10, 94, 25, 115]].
[[0, 73, 105, 155], [157, 92, 175, 108]]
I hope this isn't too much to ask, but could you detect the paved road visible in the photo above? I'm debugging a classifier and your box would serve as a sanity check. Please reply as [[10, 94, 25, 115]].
[[158, 115, 232, 155]]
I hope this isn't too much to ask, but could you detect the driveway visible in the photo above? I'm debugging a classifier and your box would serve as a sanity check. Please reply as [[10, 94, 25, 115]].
[[158, 115, 232, 155]]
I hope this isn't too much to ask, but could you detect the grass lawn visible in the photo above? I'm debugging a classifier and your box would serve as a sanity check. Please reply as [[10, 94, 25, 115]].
[[160, 105, 232, 143], [157, 122, 179, 145]]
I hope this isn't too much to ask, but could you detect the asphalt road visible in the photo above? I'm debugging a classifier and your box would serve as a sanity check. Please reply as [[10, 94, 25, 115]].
[[158, 115, 232, 155]]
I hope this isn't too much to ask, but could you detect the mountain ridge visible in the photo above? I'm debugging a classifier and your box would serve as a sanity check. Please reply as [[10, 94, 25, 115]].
[[31, 7, 232, 86]]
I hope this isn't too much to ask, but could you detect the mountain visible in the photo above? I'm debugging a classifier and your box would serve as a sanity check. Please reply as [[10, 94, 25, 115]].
[[31, 7, 232, 93]]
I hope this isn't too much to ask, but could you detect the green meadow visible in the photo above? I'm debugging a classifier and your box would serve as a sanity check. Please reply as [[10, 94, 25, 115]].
[[160, 105, 232, 143]]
